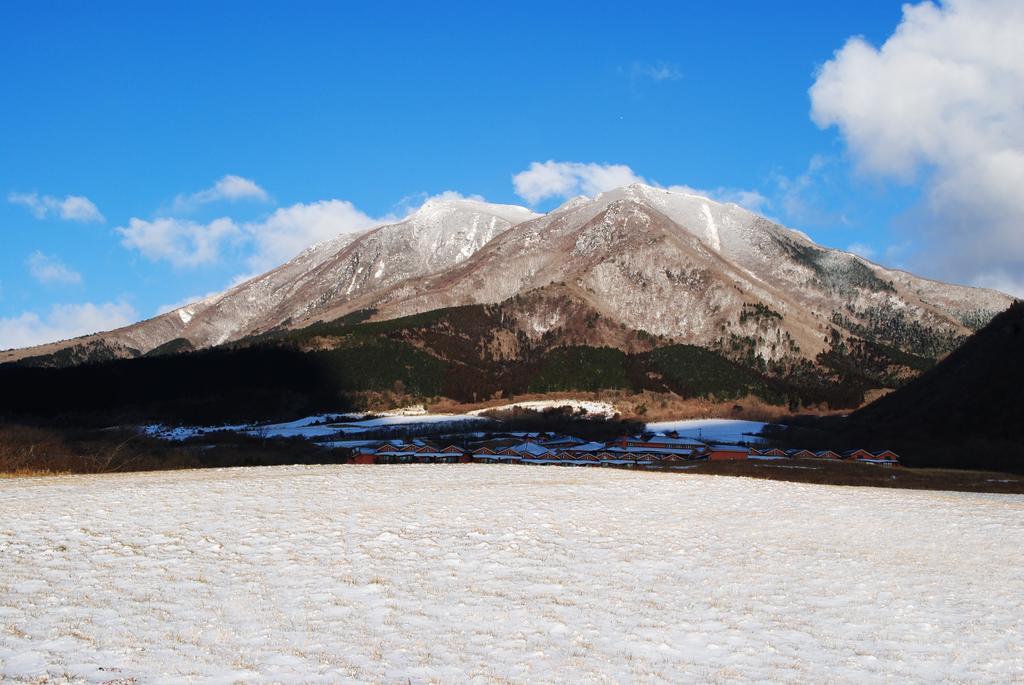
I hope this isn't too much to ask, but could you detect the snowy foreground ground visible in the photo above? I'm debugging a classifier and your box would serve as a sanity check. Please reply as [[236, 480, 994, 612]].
[[2, 467, 1023, 683]]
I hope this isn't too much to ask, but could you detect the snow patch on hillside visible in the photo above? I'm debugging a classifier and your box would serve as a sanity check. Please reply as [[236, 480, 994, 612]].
[[701, 202, 721, 251], [144, 411, 491, 441], [336, 413, 492, 432], [469, 399, 619, 418]]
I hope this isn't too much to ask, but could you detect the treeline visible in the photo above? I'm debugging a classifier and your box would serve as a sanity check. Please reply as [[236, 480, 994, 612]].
[[0, 346, 352, 425], [0, 296, 893, 428], [0, 340, 867, 430], [0, 423, 351, 476], [5, 296, 952, 429], [475, 406, 644, 442], [7, 293, 952, 429]]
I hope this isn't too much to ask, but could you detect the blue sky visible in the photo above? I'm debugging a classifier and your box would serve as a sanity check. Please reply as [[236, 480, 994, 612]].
[[2, 1, 1021, 348]]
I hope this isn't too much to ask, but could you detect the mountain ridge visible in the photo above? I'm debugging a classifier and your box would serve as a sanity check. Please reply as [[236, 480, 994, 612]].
[[1, 198, 537, 362], [3, 184, 1013, 403], [297, 185, 1010, 366]]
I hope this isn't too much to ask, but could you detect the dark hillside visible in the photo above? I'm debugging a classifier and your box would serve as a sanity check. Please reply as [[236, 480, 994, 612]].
[[0, 347, 354, 425], [0, 297, 904, 426], [851, 300, 1024, 429], [778, 301, 1024, 471]]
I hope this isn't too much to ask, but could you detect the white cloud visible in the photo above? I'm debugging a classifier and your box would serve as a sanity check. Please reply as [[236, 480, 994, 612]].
[[116, 217, 241, 268], [243, 199, 383, 272], [884, 241, 912, 264], [117, 188, 517, 276], [60, 196, 105, 222], [512, 160, 768, 213], [8, 192, 104, 222], [172, 175, 270, 212], [769, 154, 851, 227], [26, 251, 82, 285], [810, 0, 1024, 292], [0, 301, 138, 350], [666, 184, 770, 213], [629, 61, 683, 82], [154, 291, 223, 316], [240, 190, 494, 273], [512, 161, 647, 205], [846, 242, 875, 259], [971, 269, 1024, 298], [395, 190, 485, 213]]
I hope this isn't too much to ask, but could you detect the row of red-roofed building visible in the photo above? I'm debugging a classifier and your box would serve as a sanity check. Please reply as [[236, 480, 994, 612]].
[[349, 432, 900, 468], [749, 447, 900, 467]]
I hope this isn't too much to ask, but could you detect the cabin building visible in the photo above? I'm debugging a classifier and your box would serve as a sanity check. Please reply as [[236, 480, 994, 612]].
[[632, 453, 656, 468], [540, 435, 588, 448], [512, 442, 555, 460], [596, 451, 633, 466], [470, 437, 521, 452], [496, 447, 524, 462], [470, 446, 501, 463], [841, 448, 900, 468], [553, 451, 580, 463], [564, 441, 607, 454], [354, 434, 901, 471], [652, 452, 698, 466], [750, 447, 788, 459], [865, 450, 901, 467], [352, 449, 377, 464], [607, 434, 707, 451], [707, 445, 750, 461]]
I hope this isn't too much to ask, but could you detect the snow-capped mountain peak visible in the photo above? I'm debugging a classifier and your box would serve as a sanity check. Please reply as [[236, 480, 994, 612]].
[[21, 195, 542, 356], [405, 196, 538, 228], [551, 195, 592, 214], [4, 183, 1013, 371]]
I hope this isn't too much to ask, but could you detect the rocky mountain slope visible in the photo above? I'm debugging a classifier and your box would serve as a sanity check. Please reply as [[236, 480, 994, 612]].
[[307, 184, 1011, 367], [4, 185, 1013, 391], [2, 197, 537, 364]]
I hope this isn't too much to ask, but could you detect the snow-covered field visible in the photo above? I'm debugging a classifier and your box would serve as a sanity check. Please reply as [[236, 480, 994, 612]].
[[2, 467, 1022, 683], [144, 412, 492, 442]]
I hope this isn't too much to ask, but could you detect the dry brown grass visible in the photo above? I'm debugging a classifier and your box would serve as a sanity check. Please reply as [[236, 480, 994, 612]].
[[0, 424, 76, 474], [0, 423, 176, 475], [0, 468, 69, 479], [683, 458, 1024, 494], [0, 422, 357, 476]]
